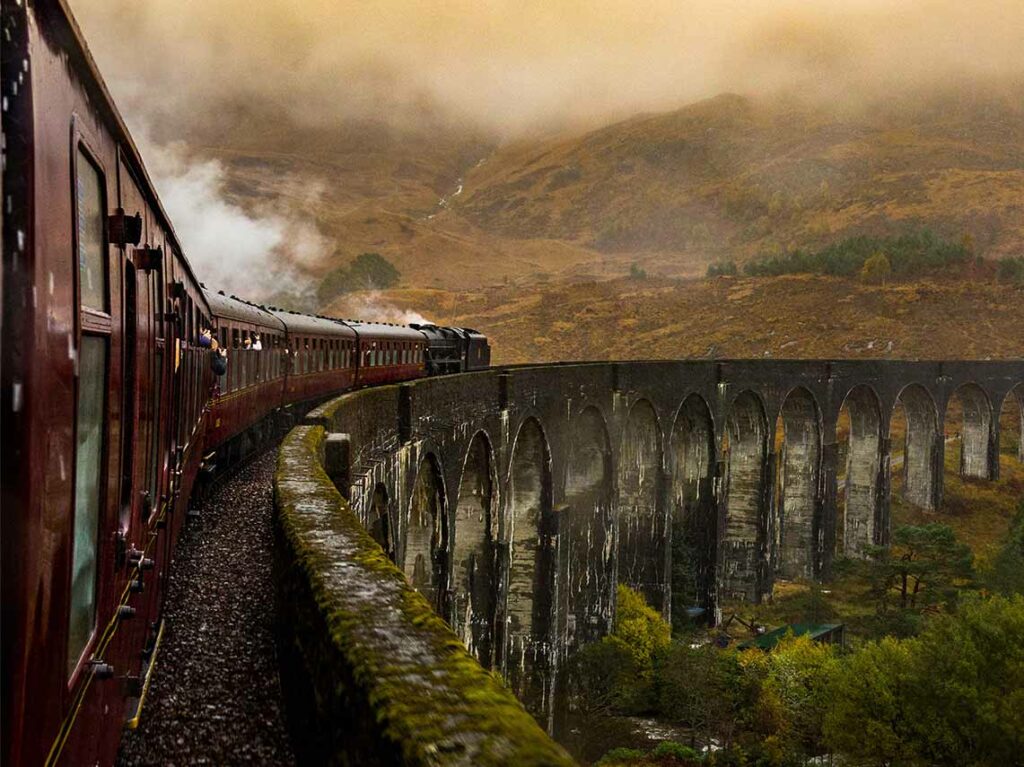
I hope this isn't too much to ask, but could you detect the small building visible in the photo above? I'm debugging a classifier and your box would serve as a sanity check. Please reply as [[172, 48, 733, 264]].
[[738, 623, 845, 652]]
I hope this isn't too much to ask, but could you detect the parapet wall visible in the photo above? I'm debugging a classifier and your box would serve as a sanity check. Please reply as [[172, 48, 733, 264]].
[[275, 359, 1023, 747], [272, 425, 575, 766]]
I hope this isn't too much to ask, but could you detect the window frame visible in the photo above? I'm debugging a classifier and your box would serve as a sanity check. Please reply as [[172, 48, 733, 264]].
[[67, 131, 113, 686]]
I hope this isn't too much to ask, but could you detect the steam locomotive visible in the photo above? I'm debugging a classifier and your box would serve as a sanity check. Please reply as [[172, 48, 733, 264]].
[[0, 2, 489, 765]]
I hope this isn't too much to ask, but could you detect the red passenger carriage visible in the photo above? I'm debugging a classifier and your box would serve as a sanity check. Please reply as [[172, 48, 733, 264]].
[[1, 2, 489, 765]]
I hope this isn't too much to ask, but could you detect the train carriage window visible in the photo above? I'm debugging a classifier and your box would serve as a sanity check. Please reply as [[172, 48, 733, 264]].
[[76, 148, 108, 312], [68, 334, 108, 675], [149, 347, 164, 511], [68, 144, 113, 677], [231, 330, 240, 390]]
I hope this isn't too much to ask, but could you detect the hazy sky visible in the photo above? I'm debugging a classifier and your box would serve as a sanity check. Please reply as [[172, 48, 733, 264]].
[[74, 0, 1024, 138]]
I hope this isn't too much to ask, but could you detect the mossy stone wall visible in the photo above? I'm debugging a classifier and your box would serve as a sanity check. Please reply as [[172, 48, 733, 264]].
[[273, 425, 575, 766]]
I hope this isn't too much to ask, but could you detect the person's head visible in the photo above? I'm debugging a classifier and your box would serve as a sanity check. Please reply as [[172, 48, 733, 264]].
[[243, 336, 252, 349], [210, 337, 220, 351], [253, 333, 261, 341]]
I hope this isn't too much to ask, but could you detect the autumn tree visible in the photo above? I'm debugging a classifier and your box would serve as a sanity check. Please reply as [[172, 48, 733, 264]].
[[826, 596, 1024, 767], [573, 586, 670, 714], [823, 637, 919, 765], [744, 634, 840, 760]]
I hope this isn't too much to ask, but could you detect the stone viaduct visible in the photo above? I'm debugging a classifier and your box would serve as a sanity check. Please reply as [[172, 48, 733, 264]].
[[274, 359, 1023, 763]]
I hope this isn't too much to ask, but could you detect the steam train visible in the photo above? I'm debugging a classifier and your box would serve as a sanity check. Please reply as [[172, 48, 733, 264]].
[[0, 2, 489, 765]]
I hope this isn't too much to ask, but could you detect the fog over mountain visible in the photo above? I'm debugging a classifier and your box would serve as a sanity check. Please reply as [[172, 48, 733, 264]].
[[75, 0, 1024, 138]]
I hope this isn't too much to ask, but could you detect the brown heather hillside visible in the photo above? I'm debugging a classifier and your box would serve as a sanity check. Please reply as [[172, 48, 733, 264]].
[[454, 87, 1024, 276], [183, 86, 1024, 294], [325, 275, 1024, 365]]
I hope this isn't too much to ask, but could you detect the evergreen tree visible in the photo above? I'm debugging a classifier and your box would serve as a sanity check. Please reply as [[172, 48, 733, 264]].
[[860, 251, 892, 284]]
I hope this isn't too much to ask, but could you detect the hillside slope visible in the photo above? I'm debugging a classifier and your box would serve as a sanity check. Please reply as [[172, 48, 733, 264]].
[[325, 275, 1024, 365], [455, 87, 1024, 277]]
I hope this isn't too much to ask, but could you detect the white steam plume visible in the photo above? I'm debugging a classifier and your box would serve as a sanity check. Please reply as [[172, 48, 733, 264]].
[[138, 132, 330, 301], [332, 291, 432, 326]]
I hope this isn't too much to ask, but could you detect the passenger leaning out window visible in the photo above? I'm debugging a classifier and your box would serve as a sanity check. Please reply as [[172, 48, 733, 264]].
[[211, 347, 228, 377]]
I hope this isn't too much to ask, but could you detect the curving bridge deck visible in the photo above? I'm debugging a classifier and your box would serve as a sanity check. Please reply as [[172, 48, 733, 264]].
[[273, 359, 1023, 764]]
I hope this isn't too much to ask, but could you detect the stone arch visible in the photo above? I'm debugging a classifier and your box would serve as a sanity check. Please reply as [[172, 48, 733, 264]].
[[723, 391, 770, 602], [616, 399, 666, 611], [892, 384, 940, 510], [836, 386, 883, 557], [775, 387, 822, 580], [505, 417, 554, 708], [451, 432, 497, 667], [1000, 384, 1024, 462], [562, 405, 614, 647], [669, 394, 716, 627], [369, 483, 395, 562], [404, 453, 448, 614], [946, 383, 994, 480]]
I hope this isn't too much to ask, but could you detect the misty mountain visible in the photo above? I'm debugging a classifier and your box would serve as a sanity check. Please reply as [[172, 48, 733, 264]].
[[455, 86, 1024, 268], [184, 86, 1024, 293]]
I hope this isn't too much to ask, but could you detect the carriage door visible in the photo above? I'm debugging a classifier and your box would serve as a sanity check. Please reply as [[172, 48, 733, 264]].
[[164, 281, 187, 527]]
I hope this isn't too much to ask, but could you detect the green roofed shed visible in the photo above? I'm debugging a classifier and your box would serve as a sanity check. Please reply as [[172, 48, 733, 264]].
[[738, 623, 845, 652]]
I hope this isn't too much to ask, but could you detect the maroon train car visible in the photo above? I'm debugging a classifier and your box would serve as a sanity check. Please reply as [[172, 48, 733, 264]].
[[347, 320, 428, 387], [271, 309, 358, 405], [1, 2, 214, 764], [204, 289, 287, 456], [1, 2, 489, 765]]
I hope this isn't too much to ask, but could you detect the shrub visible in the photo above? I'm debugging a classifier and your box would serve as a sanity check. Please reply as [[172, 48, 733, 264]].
[[860, 251, 891, 283], [707, 260, 738, 277], [652, 740, 701, 760], [614, 585, 671, 672], [997, 256, 1024, 285], [595, 747, 647, 766]]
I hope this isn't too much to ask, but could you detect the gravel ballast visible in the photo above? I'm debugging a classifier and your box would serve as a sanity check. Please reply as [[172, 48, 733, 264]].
[[118, 449, 296, 766]]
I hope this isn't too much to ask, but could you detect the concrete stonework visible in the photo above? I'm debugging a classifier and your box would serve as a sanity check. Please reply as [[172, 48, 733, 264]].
[[302, 359, 1023, 725]]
